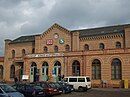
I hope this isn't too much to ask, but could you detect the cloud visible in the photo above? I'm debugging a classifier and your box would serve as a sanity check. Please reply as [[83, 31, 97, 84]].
[[0, 0, 130, 55]]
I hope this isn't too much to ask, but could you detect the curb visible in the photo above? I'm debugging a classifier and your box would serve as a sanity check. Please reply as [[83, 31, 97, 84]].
[[92, 88, 130, 92]]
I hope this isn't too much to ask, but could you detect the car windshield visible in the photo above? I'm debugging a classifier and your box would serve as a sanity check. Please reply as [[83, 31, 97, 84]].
[[49, 83, 55, 88], [55, 83, 61, 88], [0, 85, 17, 93], [33, 85, 43, 89]]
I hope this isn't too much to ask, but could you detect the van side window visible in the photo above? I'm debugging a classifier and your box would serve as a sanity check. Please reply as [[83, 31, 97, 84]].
[[69, 78, 77, 82], [86, 77, 90, 82], [78, 78, 85, 82], [64, 78, 68, 82]]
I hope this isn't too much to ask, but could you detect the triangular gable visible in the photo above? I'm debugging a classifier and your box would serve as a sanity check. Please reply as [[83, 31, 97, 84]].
[[40, 23, 71, 38]]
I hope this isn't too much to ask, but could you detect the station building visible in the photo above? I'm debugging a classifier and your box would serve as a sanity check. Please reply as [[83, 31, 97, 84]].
[[4, 23, 130, 88]]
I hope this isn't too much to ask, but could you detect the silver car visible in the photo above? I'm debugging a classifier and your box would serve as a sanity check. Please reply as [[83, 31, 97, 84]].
[[0, 84, 24, 97]]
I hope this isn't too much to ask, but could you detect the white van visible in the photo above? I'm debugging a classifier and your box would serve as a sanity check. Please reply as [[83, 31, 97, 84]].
[[63, 76, 91, 91]]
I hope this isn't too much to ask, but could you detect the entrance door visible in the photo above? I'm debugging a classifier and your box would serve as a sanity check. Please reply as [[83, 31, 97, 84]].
[[30, 62, 37, 82], [19, 64, 23, 81], [42, 62, 49, 81], [72, 60, 80, 76], [54, 61, 61, 82]]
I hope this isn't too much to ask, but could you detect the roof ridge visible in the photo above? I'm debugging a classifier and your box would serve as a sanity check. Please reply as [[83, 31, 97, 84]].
[[71, 23, 130, 32]]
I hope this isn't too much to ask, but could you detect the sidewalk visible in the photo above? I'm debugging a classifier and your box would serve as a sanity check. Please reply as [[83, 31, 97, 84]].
[[92, 88, 130, 92]]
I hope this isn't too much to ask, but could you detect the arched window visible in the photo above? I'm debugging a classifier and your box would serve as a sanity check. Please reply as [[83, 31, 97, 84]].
[[12, 50, 15, 58], [111, 58, 122, 79], [54, 45, 58, 52], [30, 62, 37, 82], [0, 65, 3, 79], [32, 48, 35, 54], [42, 62, 49, 75], [65, 45, 70, 52], [99, 43, 105, 50], [92, 59, 101, 79], [22, 49, 26, 56], [54, 61, 61, 76], [116, 42, 121, 48], [10, 65, 15, 78], [44, 46, 48, 53], [42, 62, 49, 81], [84, 44, 89, 51], [72, 60, 80, 76]]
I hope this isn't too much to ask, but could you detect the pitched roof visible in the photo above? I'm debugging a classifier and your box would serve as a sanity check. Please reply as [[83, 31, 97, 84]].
[[72, 24, 130, 38], [9, 23, 130, 44], [10, 34, 41, 44]]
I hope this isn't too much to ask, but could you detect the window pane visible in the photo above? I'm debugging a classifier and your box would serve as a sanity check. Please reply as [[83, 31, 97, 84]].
[[78, 78, 85, 82], [111, 59, 121, 79], [69, 78, 77, 82]]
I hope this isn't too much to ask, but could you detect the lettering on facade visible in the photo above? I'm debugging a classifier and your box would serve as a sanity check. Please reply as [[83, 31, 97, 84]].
[[26, 53, 64, 58]]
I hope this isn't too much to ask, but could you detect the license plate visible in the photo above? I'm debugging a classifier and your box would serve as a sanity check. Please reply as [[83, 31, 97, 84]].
[[39, 92, 43, 94], [59, 91, 62, 92], [54, 89, 57, 91]]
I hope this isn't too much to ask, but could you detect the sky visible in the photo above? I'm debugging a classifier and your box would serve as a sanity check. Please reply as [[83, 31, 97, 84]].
[[0, 0, 130, 56]]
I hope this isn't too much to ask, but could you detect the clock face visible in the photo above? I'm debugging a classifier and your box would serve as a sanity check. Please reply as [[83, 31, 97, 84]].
[[54, 33, 59, 39]]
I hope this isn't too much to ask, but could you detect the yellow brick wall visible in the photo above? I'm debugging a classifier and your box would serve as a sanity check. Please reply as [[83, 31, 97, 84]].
[[35, 27, 71, 53], [3, 24, 130, 87], [80, 36, 124, 50]]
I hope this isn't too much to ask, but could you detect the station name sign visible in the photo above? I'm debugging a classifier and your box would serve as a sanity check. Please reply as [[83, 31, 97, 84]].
[[26, 53, 64, 58]]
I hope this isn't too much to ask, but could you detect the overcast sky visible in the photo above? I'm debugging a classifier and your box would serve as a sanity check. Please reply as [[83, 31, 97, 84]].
[[0, 0, 130, 56]]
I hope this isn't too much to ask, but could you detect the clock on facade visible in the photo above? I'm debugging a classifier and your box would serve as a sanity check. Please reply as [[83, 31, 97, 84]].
[[59, 38, 64, 44], [54, 33, 59, 39]]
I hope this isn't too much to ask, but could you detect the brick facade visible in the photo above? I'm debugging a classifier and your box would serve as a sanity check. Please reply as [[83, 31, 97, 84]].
[[3, 23, 130, 88]]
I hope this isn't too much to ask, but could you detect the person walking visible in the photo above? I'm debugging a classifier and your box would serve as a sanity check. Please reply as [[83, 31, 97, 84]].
[[14, 76, 18, 84]]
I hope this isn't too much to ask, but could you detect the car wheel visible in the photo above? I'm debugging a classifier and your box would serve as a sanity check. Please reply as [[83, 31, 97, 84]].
[[78, 87, 84, 92]]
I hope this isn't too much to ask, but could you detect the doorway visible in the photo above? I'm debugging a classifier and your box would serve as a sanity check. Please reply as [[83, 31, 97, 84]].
[[30, 62, 37, 82], [42, 62, 49, 81]]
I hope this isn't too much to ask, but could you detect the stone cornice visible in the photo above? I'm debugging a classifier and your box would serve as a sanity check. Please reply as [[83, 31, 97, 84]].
[[80, 33, 123, 41]]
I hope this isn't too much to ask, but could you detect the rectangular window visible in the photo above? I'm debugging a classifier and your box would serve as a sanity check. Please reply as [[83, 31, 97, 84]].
[[78, 78, 85, 82], [69, 78, 77, 82], [64, 78, 68, 82], [86, 77, 91, 82]]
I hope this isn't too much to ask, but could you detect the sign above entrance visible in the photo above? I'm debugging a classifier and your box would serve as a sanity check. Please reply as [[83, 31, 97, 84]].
[[26, 53, 64, 58], [22, 75, 29, 80]]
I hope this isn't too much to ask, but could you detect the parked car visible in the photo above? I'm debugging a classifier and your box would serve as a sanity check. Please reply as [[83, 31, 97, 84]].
[[0, 84, 24, 97], [53, 82, 63, 94], [57, 82, 73, 93], [12, 83, 45, 97], [31, 81, 60, 96]]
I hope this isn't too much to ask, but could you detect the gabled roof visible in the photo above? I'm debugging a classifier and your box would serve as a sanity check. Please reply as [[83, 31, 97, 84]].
[[10, 34, 41, 44], [72, 24, 130, 37], [40, 23, 70, 38]]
